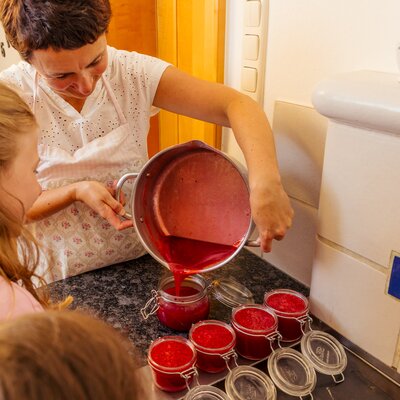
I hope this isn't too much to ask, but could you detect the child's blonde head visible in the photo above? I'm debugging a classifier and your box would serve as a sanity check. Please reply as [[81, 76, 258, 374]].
[[0, 81, 38, 165], [0, 82, 47, 305], [0, 310, 140, 399]]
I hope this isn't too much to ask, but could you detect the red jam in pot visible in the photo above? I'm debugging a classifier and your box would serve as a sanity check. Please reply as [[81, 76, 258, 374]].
[[231, 305, 277, 360], [264, 289, 309, 342], [154, 235, 239, 294], [189, 320, 236, 373], [156, 275, 210, 331], [148, 336, 197, 392]]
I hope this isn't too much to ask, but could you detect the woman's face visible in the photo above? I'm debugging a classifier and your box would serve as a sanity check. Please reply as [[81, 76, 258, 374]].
[[30, 35, 108, 100], [0, 130, 41, 220]]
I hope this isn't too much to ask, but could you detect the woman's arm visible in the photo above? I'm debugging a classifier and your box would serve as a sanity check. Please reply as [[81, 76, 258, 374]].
[[153, 66, 293, 252], [26, 181, 132, 230]]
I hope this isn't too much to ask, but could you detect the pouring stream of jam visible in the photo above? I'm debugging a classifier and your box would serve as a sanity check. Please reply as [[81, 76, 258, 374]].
[[156, 236, 239, 294]]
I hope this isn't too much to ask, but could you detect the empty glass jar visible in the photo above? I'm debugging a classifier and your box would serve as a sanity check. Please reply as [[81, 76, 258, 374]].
[[225, 366, 277, 400]]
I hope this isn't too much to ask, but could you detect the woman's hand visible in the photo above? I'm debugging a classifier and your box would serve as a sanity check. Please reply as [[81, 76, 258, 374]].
[[250, 179, 294, 253], [74, 181, 133, 230]]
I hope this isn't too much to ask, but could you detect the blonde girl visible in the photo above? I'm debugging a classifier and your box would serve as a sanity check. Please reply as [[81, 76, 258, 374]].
[[0, 82, 52, 319]]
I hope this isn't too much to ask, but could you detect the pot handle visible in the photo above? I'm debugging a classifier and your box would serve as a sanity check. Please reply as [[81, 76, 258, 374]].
[[245, 238, 261, 247], [115, 172, 138, 220]]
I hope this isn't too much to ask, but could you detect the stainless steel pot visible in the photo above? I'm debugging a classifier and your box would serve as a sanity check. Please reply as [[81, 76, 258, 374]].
[[116, 140, 259, 273]]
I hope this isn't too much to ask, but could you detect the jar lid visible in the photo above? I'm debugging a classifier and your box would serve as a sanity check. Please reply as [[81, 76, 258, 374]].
[[267, 347, 316, 397], [211, 277, 254, 308], [225, 366, 277, 400], [301, 330, 347, 377], [184, 385, 230, 400]]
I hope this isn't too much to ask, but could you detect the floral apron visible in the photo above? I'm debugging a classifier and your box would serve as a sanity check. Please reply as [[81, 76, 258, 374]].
[[30, 74, 147, 282]]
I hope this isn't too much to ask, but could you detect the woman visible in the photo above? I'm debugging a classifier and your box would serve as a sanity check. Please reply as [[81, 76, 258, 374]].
[[0, 0, 293, 281]]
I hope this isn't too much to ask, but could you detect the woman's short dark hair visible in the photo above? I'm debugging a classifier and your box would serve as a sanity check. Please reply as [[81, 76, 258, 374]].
[[0, 0, 112, 61]]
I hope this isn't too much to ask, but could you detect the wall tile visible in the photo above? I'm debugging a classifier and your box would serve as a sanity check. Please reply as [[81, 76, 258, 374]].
[[310, 238, 400, 366], [273, 101, 328, 208], [247, 198, 318, 286], [318, 122, 400, 268]]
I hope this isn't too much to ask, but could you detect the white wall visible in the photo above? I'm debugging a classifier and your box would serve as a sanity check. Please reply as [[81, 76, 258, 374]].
[[264, 0, 400, 120], [225, 0, 400, 124], [0, 25, 21, 69], [223, 0, 400, 286]]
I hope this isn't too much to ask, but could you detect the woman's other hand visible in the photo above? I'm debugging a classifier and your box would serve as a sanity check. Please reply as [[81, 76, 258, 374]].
[[74, 181, 133, 230]]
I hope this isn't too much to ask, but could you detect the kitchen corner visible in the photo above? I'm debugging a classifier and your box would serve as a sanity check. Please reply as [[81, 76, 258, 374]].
[[48, 249, 400, 399]]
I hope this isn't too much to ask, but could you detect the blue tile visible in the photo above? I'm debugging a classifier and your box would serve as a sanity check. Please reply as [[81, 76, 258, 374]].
[[388, 255, 400, 300]]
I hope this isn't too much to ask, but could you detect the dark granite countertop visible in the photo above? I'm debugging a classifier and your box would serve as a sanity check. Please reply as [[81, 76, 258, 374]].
[[49, 249, 400, 399], [49, 249, 307, 365]]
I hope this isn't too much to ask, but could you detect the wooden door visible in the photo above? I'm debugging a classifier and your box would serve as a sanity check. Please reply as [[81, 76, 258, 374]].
[[107, 0, 160, 156], [157, 0, 226, 150], [107, 0, 226, 155]]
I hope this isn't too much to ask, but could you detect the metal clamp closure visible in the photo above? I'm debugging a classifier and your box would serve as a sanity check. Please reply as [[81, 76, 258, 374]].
[[297, 314, 313, 334], [180, 367, 199, 391], [221, 349, 238, 371], [205, 282, 213, 293], [300, 394, 314, 400], [267, 331, 283, 351], [140, 290, 159, 320], [332, 372, 345, 384]]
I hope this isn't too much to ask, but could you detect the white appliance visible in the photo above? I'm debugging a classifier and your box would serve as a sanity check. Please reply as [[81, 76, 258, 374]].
[[223, 0, 400, 372]]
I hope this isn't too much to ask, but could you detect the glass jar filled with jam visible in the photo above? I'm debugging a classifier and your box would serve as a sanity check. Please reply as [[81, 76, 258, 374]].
[[263, 288, 309, 342], [148, 336, 198, 392], [189, 320, 237, 373], [141, 274, 210, 331], [231, 304, 279, 360]]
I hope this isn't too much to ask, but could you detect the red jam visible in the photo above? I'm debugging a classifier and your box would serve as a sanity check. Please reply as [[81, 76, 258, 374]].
[[156, 235, 238, 293], [191, 324, 233, 348], [148, 336, 197, 392], [163, 286, 200, 296], [267, 293, 306, 314], [231, 305, 277, 360], [234, 307, 276, 331], [156, 278, 210, 331], [189, 320, 236, 373], [264, 289, 309, 342], [151, 340, 194, 368]]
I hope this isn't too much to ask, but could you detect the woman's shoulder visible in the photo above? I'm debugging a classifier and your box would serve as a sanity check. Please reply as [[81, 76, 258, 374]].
[[106, 45, 170, 79], [0, 276, 44, 322], [0, 61, 35, 92]]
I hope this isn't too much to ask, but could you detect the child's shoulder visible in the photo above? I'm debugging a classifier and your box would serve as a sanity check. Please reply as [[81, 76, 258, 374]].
[[0, 276, 44, 321]]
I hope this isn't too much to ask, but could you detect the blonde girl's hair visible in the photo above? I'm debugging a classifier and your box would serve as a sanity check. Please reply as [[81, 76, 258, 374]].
[[0, 310, 140, 400], [0, 82, 52, 307]]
